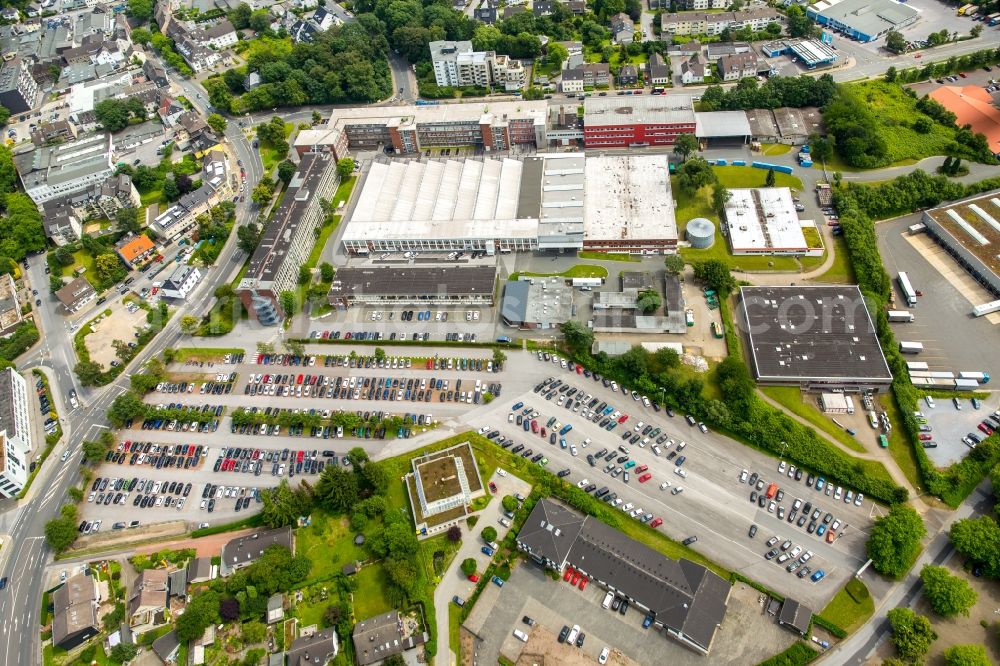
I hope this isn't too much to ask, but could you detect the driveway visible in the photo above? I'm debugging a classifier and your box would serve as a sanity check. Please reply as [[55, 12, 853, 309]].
[[433, 468, 532, 666]]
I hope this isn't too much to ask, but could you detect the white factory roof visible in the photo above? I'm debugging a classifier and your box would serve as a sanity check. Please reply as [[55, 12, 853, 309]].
[[583, 154, 676, 241], [344, 158, 539, 241], [695, 111, 752, 138], [328, 100, 548, 131], [724, 187, 808, 253], [583, 94, 696, 127]]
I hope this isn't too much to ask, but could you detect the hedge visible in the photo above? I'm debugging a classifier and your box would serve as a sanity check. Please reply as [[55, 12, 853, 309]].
[[811, 614, 848, 639]]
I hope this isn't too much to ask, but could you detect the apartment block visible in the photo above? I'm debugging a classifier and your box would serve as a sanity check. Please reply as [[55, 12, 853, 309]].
[[661, 8, 780, 35], [0, 57, 38, 114], [237, 153, 338, 324], [429, 40, 525, 90]]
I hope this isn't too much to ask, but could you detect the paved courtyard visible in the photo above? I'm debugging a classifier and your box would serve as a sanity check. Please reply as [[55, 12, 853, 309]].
[[84, 305, 148, 369]]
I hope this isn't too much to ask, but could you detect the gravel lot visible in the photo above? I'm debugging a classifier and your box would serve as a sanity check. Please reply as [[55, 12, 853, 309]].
[[465, 354, 877, 609]]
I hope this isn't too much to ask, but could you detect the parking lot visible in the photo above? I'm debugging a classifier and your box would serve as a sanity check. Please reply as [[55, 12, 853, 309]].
[[465, 562, 796, 666], [877, 215, 1000, 381], [919, 396, 1000, 466], [466, 354, 877, 609]]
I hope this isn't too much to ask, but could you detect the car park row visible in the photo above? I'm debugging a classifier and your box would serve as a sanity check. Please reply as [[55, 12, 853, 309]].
[[231, 407, 431, 440], [255, 352, 499, 373], [243, 372, 502, 405]]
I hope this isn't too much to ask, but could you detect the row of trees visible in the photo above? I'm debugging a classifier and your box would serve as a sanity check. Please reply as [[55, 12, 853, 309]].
[[93, 98, 147, 132], [0, 145, 46, 267], [697, 74, 837, 112], [887, 606, 990, 665]]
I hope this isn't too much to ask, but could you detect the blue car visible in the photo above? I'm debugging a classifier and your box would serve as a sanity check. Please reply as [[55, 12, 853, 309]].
[[817, 524, 827, 537], [481, 546, 495, 556], [810, 569, 826, 583], [491, 575, 505, 587], [512, 402, 524, 411], [642, 613, 654, 629]]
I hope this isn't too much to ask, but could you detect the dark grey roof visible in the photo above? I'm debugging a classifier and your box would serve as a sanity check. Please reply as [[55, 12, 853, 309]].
[[520, 500, 731, 652], [52, 574, 99, 648], [0, 368, 23, 440], [621, 271, 654, 290], [515, 156, 544, 219], [288, 628, 338, 666], [168, 568, 187, 597], [778, 598, 813, 636], [151, 629, 180, 662], [664, 274, 683, 313], [500, 280, 531, 323], [187, 556, 213, 582], [516, 499, 586, 565], [221, 526, 293, 570], [353, 611, 424, 666], [328, 266, 496, 300], [739, 286, 893, 383], [648, 53, 669, 79]]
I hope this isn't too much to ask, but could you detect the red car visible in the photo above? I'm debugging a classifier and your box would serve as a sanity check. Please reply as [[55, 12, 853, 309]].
[[468, 573, 479, 582], [531, 420, 539, 433], [563, 568, 574, 582], [979, 423, 994, 435], [488, 481, 498, 494], [825, 531, 837, 543], [617, 415, 628, 424], [540, 427, 547, 437], [297, 374, 304, 385], [918, 434, 933, 441], [959, 72, 967, 78], [650, 517, 663, 528], [636, 465, 648, 473], [578, 577, 588, 590], [638, 473, 652, 483], [576, 365, 583, 374], [426, 359, 434, 369], [570, 571, 581, 586]]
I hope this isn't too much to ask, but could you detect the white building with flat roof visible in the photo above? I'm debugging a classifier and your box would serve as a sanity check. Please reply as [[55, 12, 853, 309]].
[[0, 432, 27, 498], [724, 187, 810, 255]]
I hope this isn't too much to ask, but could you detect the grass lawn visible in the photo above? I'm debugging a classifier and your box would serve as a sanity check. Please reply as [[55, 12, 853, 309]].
[[331, 175, 357, 210], [60, 250, 96, 280], [756, 642, 819, 666], [297, 510, 369, 586], [760, 386, 866, 453], [306, 217, 341, 270], [578, 251, 639, 262], [139, 188, 164, 207], [806, 235, 856, 284], [608, 50, 648, 69], [509, 264, 608, 280], [714, 166, 803, 191], [880, 393, 923, 493], [353, 564, 394, 619], [759, 144, 793, 156], [819, 578, 874, 634], [260, 123, 295, 175]]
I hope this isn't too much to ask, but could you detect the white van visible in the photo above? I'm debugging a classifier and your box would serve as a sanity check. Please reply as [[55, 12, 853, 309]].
[[513, 629, 529, 642], [602, 591, 614, 609]]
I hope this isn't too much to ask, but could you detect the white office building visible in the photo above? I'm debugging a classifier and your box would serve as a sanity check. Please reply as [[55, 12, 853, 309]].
[[160, 264, 202, 300], [0, 368, 33, 456], [0, 432, 28, 498]]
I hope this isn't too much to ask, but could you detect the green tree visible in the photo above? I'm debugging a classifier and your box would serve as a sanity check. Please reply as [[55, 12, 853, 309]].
[[75, 361, 104, 386], [547, 42, 569, 69], [887, 607, 936, 663], [163, 178, 180, 201], [636, 289, 661, 314], [251, 182, 274, 207], [867, 504, 926, 579], [676, 157, 716, 193], [298, 265, 312, 286], [764, 168, 776, 188], [94, 99, 131, 132], [109, 644, 138, 663], [277, 160, 296, 185], [49, 274, 64, 294], [336, 158, 355, 179], [106, 390, 148, 427], [692, 259, 736, 294], [127, 0, 153, 21], [241, 621, 267, 645], [115, 206, 141, 234], [944, 644, 990, 666], [95, 252, 124, 286], [912, 116, 933, 134], [884, 66, 897, 83], [206, 113, 228, 135], [501, 495, 518, 512], [481, 526, 497, 543], [312, 111, 322, 125], [44, 505, 78, 553], [460, 558, 477, 576], [237, 223, 261, 254], [560, 320, 593, 354], [786, 4, 817, 38], [712, 183, 731, 215], [970, 24, 983, 38], [920, 565, 977, 617], [320, 262, 335, 282], [885, 30, 906, 54], [180, 315, 201, 335], [949, 516, 1000, 578], [672, 133, 699, 162], [664, 254, 685, 274], [492, 348, 507, 369], [176, 590, 221, 643], [314, 465, 359, 512]]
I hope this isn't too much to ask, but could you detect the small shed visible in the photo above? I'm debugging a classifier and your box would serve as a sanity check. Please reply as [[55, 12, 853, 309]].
[[819, 393, 850, 413], [779, 598, 814, 636]]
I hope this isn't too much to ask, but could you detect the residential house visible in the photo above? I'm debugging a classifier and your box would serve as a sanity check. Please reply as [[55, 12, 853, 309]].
[[160, 264, 202, 300], [244, 71, 262, 91], [288, 629, 338, 666], [157, 94, 187, 127], [610, 12, 634, 44], [353, 611, 428, 666], [220, 526, 294, 576], [681, 54, 706, 84], [617, 63, 638, 86], [30, 120, 76, 146], [311, 7, 339, 30], [41, 199, 83, 245], [705, 41, 751, 61], [580, 62, 610, 87], [55, 277, 95, 313], [193, 19, 238, 49], [0, 430, 27, 498], [98, 173, 140, 216], [0, 57, 37, 113], [75, 9, 112, 38], [0, 274, 23, 335], [187, 557, 216, 584], [168, 569, 187, 598], [533, 0, 554, 16], [51, 573, 100, 650], [474, 0, 498, 24], [0, 7, 20, 21], [503, 4, 525, 18], [289, 19, 319, 43], [151, 630, 180, 664], [718, 51, 762, 81], [143, 59, 168, 88], [661, 8, 779, 36], [115, 234, 156, 269], [647, 53, 669, 85], [560, 68, 583, 93], [565, 0, 586, 13], [128, 569, 168, 634]]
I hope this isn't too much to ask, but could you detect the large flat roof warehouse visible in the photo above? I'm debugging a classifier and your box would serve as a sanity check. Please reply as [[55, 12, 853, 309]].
[[724, 187, 808, 254], [583, 94, 696, 127], [739, 285, 893, 389], [921, 191, 1000, 297], [328, 265, 497, 302], [583, 154, 676, 243], [809, 0, 919, 41], [695, 111, 752, 139], [329, 100, 548, 132]]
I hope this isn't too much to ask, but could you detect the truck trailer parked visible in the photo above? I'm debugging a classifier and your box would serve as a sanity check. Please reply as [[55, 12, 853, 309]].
[[887, 310, 914, 322], [899, 341, 924, 354], [897, 272, 917, 307], [958, 371, 991, 384], [972, 299, 1000, 317], [906, 361, 929, 372]]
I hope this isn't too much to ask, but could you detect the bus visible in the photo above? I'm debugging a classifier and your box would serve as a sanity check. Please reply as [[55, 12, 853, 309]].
[[897, 272, 917, 307]]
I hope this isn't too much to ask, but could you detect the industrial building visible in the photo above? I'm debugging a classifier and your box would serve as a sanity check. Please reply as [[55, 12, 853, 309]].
[[328, 265, 498, 307], [405, 442, 485, 536], [582, 94, 696, 148], [807, 0, 919, 43], [341, 153, 679, 255], [237, 153, 338, 324], [723, 187, 816, 255], [738, 285, 893, 392], [501, 278, 574, 329], [920, 192, 1000, 297], [517, 499, 731, 655], [695, 111, 753, 146], [592, 271, 687, 334], [760, 38, 838, 68], [293, 101, 549, 159], [15, 133, 114, 204], [929, 85, 1000, 154]]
